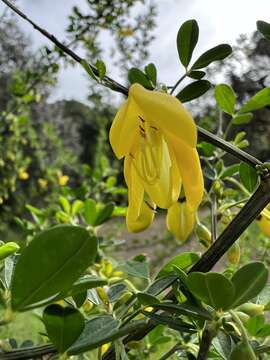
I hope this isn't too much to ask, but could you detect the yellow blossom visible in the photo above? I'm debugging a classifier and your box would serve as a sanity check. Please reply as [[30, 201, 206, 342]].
[[38, 178, 48, 190], [118, 27, 134, 37], [166, 200, 195, 242], [58, 175, 69, 186], [18, 168, 29, 180], [257, 208, 270, 237], [101, 343, 111, 355], [109, 83, 203, 232]]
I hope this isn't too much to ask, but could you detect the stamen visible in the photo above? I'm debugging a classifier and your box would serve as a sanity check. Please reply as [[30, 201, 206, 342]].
[[150, 126, 158, 130], [138, 115, 146, 123], [139, 125, 145, 132]]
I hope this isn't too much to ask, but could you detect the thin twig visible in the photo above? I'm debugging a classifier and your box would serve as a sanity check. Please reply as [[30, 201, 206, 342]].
[[169, 73, 187, 95], [196, 324, 216, 360], [211, 192, 218, 242]]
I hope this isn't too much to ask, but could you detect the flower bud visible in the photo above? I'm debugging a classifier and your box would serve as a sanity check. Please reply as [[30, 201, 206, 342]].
[[195, 223, 212, 248], [227, 242, 241, 265], [166, 201, 195, 242], [237, 303, 264, 317]]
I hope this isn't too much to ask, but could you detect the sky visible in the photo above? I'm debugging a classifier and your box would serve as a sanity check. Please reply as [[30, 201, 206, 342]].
[[1, 0, 270, 103]]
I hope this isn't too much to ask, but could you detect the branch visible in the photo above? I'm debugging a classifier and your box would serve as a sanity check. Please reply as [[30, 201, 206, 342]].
[[196, 324, 216, 360], [0, 344, 56, 360], [0, 0, 264, 169]]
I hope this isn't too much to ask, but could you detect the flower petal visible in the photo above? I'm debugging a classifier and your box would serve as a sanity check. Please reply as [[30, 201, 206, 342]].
[[126, 199, 155, 233], [135, 138, 181, 208], [257, 208, 270, 237], [109, 99, 139, 159], [124, 156, 144, 220], [166, 201, 195, 242], [129, 83, 197, 147], [167, 133, 204, 210]]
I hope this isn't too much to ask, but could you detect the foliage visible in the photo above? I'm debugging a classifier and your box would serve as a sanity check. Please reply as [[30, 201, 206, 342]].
[[1, 4, 270, 360]]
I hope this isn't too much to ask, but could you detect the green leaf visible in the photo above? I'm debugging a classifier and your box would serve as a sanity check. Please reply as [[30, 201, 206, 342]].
[[239, 162, 259, 192], [257, 20, 270, 41], [71, 200, 84, 216], [177, 19, 199, 68], [43, 304, 85, 353], [151, 303, 212, 320], [95, 59, 106, 80], [143, 311, 196, 333], [186, 272, 235, 310], [108, 283, 127, 302], [65, 276, 107, 297], [94, 202, 114, 226], [214, 84, 236, 115], [192, 44, 232, 69], [156, 252, 200, 278], [68, 316, 145, 354], [246, 315, 265, 336], [81, 59, 98, 81], [176, 80, 211, 103], [188, 70, 205, 79], [83, 199, 96, 226], [11, 225, 97, 311], [121, 259, 150, 280], [212, 331, 234, 360], [73, 291, 87, 308], [128, 68, 153, 89], [0, 242, 20, 261], [220, 164, 239, 179], [146, 275, 177, 296], [230, 262, 268, 308], [137, 293, 159, 306], [59, 196, 71, 214], [144, 63, 157, 85], [232, 113, 253, 125], [239, 88, 270, 113]]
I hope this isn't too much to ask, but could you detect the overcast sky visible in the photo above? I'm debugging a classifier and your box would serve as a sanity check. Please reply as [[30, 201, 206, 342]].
[[1, 0, 270, 103]]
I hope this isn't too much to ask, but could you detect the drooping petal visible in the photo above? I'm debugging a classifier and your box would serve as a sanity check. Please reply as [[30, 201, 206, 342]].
[[166, 201, 195, 242], [109, 98, 140, 159], [257, 208, 270, 237], [126, 199, 155, 233], [166, 133, 204, 210], [129, 83, 197, 148], [124, 156, 144, 221]]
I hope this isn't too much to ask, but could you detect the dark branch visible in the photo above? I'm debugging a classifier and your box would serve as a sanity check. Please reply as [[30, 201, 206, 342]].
[[0, 344, 56, 360]]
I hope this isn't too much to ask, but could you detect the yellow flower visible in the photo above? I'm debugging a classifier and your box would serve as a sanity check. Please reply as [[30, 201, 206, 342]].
[[38, 178, 48, 190], [166, 200, 195, 242], [257, 208, 270, 237], [18, 168, 29, 180], [118, 27, 134, 37], [109, 84, 203, 232], [58, 175, 69, 186], [101, 343, 111, 355]]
